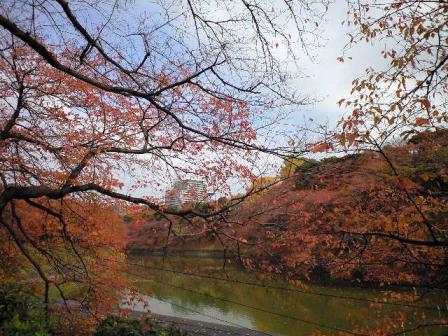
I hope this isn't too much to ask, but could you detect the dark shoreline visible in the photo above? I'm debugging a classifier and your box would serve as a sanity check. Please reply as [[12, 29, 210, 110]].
[[127, 249, 445, 291], [128, 248, 230, 259], [128, 311, 283, 336]]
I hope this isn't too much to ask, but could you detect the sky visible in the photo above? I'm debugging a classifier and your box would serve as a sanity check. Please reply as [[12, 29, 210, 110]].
[[126, 0, 386, 129], [116, 1, 390, 198], [76, 0, 387, 132], [285, 3, 386, 128]]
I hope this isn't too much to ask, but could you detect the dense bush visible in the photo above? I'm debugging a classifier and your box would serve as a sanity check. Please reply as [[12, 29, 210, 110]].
[[94, 316, 184, 336], [0, 282, 50, 336]]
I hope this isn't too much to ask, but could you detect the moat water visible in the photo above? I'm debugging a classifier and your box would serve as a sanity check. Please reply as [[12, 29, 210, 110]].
[[123, 255, 448, 336]]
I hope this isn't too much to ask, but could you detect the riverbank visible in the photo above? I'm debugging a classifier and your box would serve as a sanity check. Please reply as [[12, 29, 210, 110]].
[[128, 311, 281, 336], [54, 298, 281, 335]]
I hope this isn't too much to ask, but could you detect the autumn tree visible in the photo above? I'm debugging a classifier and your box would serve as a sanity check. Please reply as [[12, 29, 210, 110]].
[[211, 2, 448, 333], [339, 1, 447, 143], [250, 176, 279, 192], [336, 0, 448, 252], [330, 2, 448, 332], [222, 139, 447, 334], [279, 156, 307, 178], [0, 0, 328, 332]]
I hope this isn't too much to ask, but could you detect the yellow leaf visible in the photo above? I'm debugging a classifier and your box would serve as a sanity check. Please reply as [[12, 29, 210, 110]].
[[338, 133, 346, 146], [420, 173, 430, 182], [384, 218, 394, 232]]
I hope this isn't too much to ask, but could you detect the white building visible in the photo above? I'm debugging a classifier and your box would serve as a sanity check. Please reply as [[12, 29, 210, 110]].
[[165, 179, 208, 206]]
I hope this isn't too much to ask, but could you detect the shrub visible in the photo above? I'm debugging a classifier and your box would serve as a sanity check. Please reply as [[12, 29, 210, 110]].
[[0, 282, 50, 336], [94, 316, 184, 336]]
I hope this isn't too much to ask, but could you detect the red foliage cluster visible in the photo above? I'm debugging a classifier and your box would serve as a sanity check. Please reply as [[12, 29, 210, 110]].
[[228, 133, 448, 286]]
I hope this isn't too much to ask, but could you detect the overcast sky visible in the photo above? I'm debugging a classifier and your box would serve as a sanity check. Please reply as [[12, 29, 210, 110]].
[[121, 1, 389, 197], [288, 3, 386, 128]]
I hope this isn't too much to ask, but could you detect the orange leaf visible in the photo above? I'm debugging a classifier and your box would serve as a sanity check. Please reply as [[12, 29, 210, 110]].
[[420, 99, 430, 110], [311, 142, 333, 153], [414, 117, 430, 126]]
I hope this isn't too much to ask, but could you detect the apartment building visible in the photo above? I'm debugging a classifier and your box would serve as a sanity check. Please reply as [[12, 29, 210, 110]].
[[165, 179, 208, 206]]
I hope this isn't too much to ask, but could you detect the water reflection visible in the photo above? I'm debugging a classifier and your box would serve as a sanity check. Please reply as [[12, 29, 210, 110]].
[[127, 296, 256, 329], [125, 255, 448, 336]]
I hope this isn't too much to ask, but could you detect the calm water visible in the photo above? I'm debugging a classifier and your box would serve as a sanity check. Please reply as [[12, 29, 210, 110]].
[[123, 255, 448, 336]]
